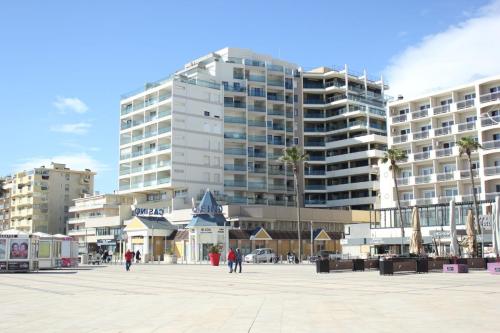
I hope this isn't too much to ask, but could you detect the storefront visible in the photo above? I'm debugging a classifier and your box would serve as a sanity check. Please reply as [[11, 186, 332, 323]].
[[124, 215, 177, 262]]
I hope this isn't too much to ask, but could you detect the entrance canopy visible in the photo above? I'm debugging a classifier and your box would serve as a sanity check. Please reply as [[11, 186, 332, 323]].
[[124, 216, 177, 234], [230, 228, 341, 240]]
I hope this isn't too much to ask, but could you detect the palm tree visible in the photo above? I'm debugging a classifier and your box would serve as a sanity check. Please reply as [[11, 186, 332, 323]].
[[457, 136, 482, 256], [280, 147, 308, 262], [381, 148, 408, 255]]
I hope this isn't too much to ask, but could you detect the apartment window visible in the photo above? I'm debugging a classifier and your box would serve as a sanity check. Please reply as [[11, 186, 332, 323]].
[[222, 81, 228, 89], [400, 128, 410, 135], [441, 120, 454, 127], [493, 134, 500, 141], [419, 104, 430, 110], [490, 86, 500, 93], [174, 189, 188, 198], [440, 98, 452, 105], [422, 190, 435, 198], [471, 161, 480, 169], [399, 108, 409, 115], [421, 124, 431, 132], [402, 192, 413, 201], [466, 116, 477, 123], [401, 170, 412, 178], [496, 185, 500, 193], [422, 145, 432, 152], [420, 167, 433, 176], [464, 93, 476, 100], [443, 187, 458, 197], [65, 173, 70, 181], [294, 137, 299, 145], [443, 164, 456, 173], [204, 111, 210, 117]]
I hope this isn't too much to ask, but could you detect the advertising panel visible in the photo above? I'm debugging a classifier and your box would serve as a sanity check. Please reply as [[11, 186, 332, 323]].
[[9, 239, 29, 259], [38, 241, 51, 259], [0, 239, 6, 260]]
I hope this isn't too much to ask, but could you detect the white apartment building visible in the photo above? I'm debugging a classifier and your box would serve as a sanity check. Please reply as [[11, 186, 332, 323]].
[[0, 176, 12, 231], [302, 66, 388, 210], [380, 75, 500, 208], [68, 193, 132, 254], [9, 163, 94, 234], [119, 48, 300, 211]]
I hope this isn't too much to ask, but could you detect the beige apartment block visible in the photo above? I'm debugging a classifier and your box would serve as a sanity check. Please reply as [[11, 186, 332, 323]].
[[0, 176, 13, 231], [302, 66, 388, 210], [68, 193, 132, 254], [9, 163, 95, 234], [381, 75, 500, 208]]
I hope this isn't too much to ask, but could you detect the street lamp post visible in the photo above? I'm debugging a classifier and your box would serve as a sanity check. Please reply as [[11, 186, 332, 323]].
[[310, 221, 313, 260]]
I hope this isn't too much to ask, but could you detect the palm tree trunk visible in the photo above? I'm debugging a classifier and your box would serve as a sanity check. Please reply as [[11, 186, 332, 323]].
[[393, 169, 405, 255], [294, 167, 301, 262], [468, 155, 481, 257]]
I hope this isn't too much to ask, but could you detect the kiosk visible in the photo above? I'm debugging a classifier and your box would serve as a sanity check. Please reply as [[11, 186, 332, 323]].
[[32, 232, 62, 269], [0, 229, 39, 272], [54, 234, 79, 267]]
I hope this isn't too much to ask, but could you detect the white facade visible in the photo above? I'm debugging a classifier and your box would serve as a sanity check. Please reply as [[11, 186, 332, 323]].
[[302, 66, 388, 210], [119, 48, 300, 211], [380, 75, 500, 208], [67, 193, 132, 253]]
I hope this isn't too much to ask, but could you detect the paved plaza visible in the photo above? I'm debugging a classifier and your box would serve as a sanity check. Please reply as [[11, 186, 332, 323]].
[[0, 263, 499, 332]]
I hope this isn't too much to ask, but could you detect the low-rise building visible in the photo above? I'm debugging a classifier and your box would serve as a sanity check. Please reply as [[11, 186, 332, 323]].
[[68, 193, 132, 254]]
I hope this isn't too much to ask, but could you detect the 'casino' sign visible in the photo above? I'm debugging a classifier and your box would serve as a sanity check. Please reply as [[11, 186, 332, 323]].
[[134, 208, 165, 217]]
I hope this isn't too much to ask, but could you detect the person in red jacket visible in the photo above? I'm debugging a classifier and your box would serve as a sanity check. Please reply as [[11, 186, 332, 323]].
[[227, 248, 236, 273], [125, 250, 133, 271]]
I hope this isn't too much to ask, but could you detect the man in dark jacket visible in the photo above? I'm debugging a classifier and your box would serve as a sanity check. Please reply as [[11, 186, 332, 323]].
[[235, 248, 243, 273], [124, 250, 133, 271]]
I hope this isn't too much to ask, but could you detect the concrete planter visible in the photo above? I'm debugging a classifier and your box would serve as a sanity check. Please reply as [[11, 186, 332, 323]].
[[164, 254, 177, 264]]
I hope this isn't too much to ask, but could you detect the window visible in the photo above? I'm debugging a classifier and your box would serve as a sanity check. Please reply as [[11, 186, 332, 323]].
[[400, 128, 410, 135], [402, 192, 413, 200], [471, 161, 480, 169], [204, 111, 210, 117], [399, 108, 409, 115], [464, 93, 476, 100], [422, 190, 435, 198], [174, 189, 188, 198], [420, 167, 433, 176], [466, 116, 477, 123], [443, 187, 458, 197], [422, 146, 432, 152], [65, 173, 70, 181], [490, 86, 500, 93], [421, 124, 431, 132], [493, 133, 500, 141], [441, 120, 454, 127], [419, 104, 430, 110], [294, 137, 299, 145], [443, 164, 456, 173], [440, 98, 452, 105]]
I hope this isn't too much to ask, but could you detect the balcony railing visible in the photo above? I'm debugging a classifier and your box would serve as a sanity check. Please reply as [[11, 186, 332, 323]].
[[433, 104, 450, 115], [247, 105, 266, 113], [480, 91, 500, 103], [435, 148, 453, 157], [224, 101, 246, 109], [483, 140, 500, 150], [248, 135, 266, 142], [436, 172, 454, 181], [457, 122, 476, 132], [248, 182, 267, 189], [392, 134, 408, 144], [224, 148, 246, 155], [304, 141, 325, 147], [396, 178, 409, 186], [248, 119, 266, 127], [224, 164, 246, 172], [413, 151, 430, 161], [481, 116, 500, 127], [434, 126, 452, 136], [415, 175, 431, 184], [304, 169, 326, 175], [224, 132, 246, 140], [484, 166, 500, 176], [225, 116, 246, 124], [392, 114, 407, 123], [456, 99, 475, 110], [305, 184, 326, 190], [413, 131, 430, 140], [304, 199, 326, 205], [412, 109, 429, 119]]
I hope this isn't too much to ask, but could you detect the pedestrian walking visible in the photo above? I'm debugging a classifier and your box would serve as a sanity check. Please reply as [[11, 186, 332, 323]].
[[235, 248, 243, 273], [124, 250, 133, 271], [227, 248, 236, 273], [135, 250, 141, 263]]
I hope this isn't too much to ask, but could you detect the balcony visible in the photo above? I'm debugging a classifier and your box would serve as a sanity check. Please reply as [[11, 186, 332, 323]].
[[303, 82, 324, 89], [436, 172, 454, 182], [267, 64, 284, 72], [247, 74, 266, 83], [248, 135, 266, 143], [267, 79, 284, 87], [305, 169, 326, 176], [483, 140, 500, 150], [224, 132, 246, 140], [411, 109, 429, 119], [224, 101, 246, 109], [480, 91, 500, 103], [434, 126, 452, 137], [433, 104, 451, 115], [413, 151, 430, 161], [248, 89, 266, 97], [392, 134, 408, 144], [303, 99, 324, 105], [396, 177, 409, 186], [413, 131, 430, 140], [224, 116, 246, 124], [456, 99, 475, 110], [305, 184, 326, 191], [269, 184, 286, 191], [158, 143, 171, 151], [267, 95, 284, 102], [224, 148, 246, 156], [484, 166, 500, 176], [248, 151, 266, 158], [304, 141, 325, 147], [224, 85, 246, 93], [224, 164, 246, 172], [415, 175, 431, 184], [392, 114, 407, 123], [457, 122, 476, 132], [158, 127, 171, 135], [267, 110, 284, 116], [159, 93, 172, 102], [248, 119, 266, 127], [435, 148, 453, 158], [248, 182, 267, 190], [248, 105, 266, 113], [481, 116, 500, 127]]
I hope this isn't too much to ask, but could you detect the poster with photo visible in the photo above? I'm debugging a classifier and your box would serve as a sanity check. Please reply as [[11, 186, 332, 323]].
[[0, 239, 6, 259], [10, 239, 29, 259]]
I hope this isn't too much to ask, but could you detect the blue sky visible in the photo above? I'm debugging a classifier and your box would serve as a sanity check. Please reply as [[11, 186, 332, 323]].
[[1, 0, 498, 193]]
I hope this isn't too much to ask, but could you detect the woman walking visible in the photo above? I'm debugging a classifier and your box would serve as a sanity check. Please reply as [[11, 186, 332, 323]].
[[124, 250, 133, 271]]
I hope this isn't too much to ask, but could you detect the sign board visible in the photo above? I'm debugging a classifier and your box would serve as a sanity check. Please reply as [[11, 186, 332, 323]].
[[8, 261, 29, 271], [192, 205, 223, 214], [430, 230, 451, 238], [340, 239, 348, 245], [134, 207, 165, 217], [97, 239, 116, 246]]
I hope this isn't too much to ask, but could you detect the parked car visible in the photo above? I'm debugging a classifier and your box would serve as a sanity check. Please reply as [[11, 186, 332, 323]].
[[309, 250, 338, 262], [244, 248, 278, 263]]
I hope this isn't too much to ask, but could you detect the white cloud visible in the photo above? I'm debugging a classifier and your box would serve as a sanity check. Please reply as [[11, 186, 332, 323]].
[[13, 153, 108, 174], [53, 96, 89, 114], [384, 0, 500, 98], [50, 122, 91, 135]]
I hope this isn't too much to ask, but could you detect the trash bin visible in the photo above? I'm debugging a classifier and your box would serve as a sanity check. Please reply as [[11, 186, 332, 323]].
[[316, 259, 330, 273], [416, 258, 428, 273], [352, 259, 365, 271], [379, 259, 393, 275]]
